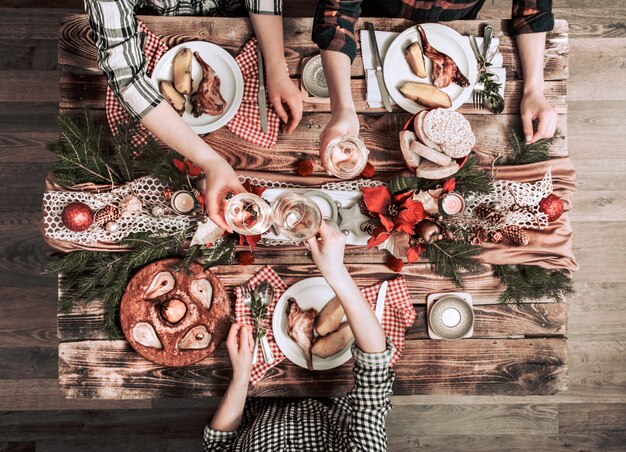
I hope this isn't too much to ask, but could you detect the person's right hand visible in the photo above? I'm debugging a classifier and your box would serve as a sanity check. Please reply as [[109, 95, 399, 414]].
[[225, 323, 254, 384], [306, 221, 347, 280], [199, 158, 246, 232], [319, 108, 359, 174]]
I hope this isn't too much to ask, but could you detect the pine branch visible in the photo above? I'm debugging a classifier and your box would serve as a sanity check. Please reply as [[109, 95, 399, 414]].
[[493, 264, 574, 304], [200, 237, 237, 269], [499, 128, 559, 166], [424, 240, 482, 287], [388, 174, 437, 195], [134, 140, 188, 190], [453, 155, 492, 196]]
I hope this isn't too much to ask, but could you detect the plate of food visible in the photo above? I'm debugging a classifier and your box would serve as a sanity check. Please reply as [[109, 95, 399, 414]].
[[272, 277, 354, 370], [383, 23, 477, 113], [151, 41, 244, 134]]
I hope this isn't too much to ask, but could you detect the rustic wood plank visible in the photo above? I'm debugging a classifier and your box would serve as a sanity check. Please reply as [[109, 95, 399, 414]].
[[0, 287, 57, 347], [58, 337, 566, 398], [57, 72, 568, 116], [59, 16, 569, 81], [0, 40, 60, 71], [0, 8, 71, 40], [569, 38, 626, 101], [558, 403, 626, 435], [0, 347, 57, 379], [569, 101, 626, 162], [2, 70, 60, 103], [57, 297, 566, 341]]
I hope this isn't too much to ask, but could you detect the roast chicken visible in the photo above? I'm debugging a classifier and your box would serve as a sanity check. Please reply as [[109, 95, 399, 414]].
[[190, 52, 226, 117], [286, 297, 317, 370], [417, 26, 470, 89]]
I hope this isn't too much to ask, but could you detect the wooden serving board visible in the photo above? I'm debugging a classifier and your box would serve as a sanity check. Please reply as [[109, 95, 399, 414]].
[[56, 17, 570, 399]]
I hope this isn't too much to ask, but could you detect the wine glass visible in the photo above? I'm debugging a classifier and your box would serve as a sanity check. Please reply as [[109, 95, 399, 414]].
[[271, 192, 323, 242], [224, 193, 273, 235], [323, 135, 370, 179]]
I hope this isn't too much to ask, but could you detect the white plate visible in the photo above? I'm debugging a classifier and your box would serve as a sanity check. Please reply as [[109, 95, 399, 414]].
[[151, 41, 243, 134], [272, 277, 352, 370], [383, 23, 477, 113]]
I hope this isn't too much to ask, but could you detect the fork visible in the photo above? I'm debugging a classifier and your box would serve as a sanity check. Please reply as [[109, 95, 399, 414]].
[[472, 81, 485, 110], [240, 284, 260, 365]]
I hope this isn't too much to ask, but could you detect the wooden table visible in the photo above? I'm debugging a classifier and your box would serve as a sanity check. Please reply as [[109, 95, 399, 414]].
[[57, 15, 569, 399]]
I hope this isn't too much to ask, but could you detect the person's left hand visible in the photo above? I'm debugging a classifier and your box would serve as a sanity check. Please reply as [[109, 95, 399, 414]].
[[520, 88, 558, 144], [266, 69, 303, 135], [226, 323, 254, 384]]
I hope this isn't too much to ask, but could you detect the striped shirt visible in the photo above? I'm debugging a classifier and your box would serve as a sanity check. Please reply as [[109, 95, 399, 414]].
[[84, 0, 282, 120], [203, 339, 396, 451], [313, 0, 555, 62]]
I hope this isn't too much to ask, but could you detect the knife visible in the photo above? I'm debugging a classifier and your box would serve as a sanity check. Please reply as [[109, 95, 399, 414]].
[[482, 25, 494, 62], [374, 280, 388, 323], [256, 45, 268, 133], [366, 22, 393, 112]]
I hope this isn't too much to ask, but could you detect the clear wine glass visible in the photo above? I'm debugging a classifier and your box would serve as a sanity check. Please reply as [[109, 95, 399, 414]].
[[271, 192, 323, 242], [224, 193, 273, 235], [323, 135, 370, 179]]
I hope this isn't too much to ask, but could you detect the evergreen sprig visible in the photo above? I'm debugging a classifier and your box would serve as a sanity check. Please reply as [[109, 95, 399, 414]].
[[499, 128, 559, 166], [133, 136, 189, 189], [424, 240, 482, 287], [493, 264, 574, 304], [451, 155, 492, 196]]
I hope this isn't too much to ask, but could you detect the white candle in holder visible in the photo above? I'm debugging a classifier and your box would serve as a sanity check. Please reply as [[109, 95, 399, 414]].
[[440, 193, 465, 216], [171, 190, 195, 214]]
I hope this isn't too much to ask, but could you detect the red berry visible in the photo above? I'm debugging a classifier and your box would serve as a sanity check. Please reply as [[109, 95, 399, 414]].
[[296, 158, 314, 177], [360, 161, 375, 179], [386, 256, 404, 273]]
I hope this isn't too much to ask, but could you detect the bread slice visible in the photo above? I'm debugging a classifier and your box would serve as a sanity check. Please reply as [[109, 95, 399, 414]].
[[413, 110, 441, 150], [416, 160, 459, 179], [410, 140, 452, 166], [399, 130, 422, 168]]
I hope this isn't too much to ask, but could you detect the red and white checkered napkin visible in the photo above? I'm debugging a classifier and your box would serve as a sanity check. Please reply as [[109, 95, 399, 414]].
[[360, 276, 416, 367], [227, 38, 283, 148], [105, 21, 169, 146], [236, 267, 416, 385], [234, 265, 288, 385]]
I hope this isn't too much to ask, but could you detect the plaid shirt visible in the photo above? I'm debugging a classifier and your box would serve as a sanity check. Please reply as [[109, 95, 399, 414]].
[[203, 339, 396, 451], [85, 0, 282, 120], [313, 0, 554, 62]]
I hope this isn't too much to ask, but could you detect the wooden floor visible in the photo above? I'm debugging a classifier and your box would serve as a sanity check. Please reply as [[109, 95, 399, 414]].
[[1, 1, 625, 450]]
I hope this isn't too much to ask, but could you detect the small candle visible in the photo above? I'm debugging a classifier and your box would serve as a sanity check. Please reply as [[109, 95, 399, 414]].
[[441, 193, 465, 216], [171, 191, 195, 214]]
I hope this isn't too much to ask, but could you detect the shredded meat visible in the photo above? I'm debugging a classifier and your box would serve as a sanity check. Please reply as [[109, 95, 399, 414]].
[[286, 297, 317, 370], [417, 25, 470, 89], [190, 52, 226, 117]]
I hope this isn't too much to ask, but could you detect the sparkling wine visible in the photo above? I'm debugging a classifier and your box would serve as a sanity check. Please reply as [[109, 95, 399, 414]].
[[324, 135, 369, 179], [225, 193, 273, 235], [272, 193, 322, 241]]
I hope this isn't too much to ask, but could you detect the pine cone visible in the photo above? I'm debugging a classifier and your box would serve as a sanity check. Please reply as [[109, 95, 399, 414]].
[[499, 225, 530, 246], [358, 198, 374, 217], [94, 205, 121, 227], [360, 220, 379, 235], [473, 202, 504, 225]]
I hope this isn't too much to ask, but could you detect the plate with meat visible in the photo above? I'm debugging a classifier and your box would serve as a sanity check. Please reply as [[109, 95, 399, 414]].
[[383, 23, 477, 113], [152, 41, 243, 134], [272, 277, 354, 371]]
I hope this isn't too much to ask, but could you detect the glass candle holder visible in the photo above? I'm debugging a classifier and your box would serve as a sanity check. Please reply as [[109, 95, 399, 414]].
[[271, 192, 323, 242], [224, 193, 273, 235], [324, 135, 370, 179]]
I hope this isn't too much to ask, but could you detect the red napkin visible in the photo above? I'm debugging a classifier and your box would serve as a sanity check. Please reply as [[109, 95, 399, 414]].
[[105, 21, 169, 146], [235, 266, 416, 385], [227, 38, 283, 148]]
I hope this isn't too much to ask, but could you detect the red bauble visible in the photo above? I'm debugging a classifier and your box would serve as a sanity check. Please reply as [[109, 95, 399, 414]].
[[296, 158, 314, 177], [61, 202, 94, 231], [360, 161, 375, 179], [539, 194, 564, 222], [386, 256, 404, 273]]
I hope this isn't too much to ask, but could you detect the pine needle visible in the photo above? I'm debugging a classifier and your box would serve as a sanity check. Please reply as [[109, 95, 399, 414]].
[[493, 264, 574, 304], [424, 240, 482, 287], [499, 128, 559, 166]]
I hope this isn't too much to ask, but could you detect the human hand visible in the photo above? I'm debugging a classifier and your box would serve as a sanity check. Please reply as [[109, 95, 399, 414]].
[[199, 158, 246, 232], [266, 68, 303, 135], [226, 323, 254, 384], [520, 88, 557, 144], [319, 108, 359, 174], [306, 221, 347, 281]]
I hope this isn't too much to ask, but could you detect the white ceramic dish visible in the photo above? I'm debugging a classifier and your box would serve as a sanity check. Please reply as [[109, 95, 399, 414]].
[[151, 41, 243, 134], [272, 277, 352, 370], [383, 23, 477, 113]]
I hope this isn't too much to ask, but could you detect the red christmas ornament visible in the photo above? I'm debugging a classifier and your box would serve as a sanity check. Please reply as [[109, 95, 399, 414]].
[[296, 158, 314, 177], [61, 201, 94, 232], [236, 251, 255, 266], [360, 161, 375, 179], [386, 256, 404, 273], [539, 193, 564, 222]]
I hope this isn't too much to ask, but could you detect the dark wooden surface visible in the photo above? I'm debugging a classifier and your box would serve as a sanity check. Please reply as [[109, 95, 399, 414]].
[[1, 1, 626, 450], [55, 15, 570, 399]]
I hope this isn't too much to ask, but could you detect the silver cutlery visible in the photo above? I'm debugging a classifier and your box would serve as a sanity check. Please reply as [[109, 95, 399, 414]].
[[256, 281, 275, 364], [374, 281, 388, 324], [256, 45, 268, 132], [469, 35, 486, 110], [240, 284, 260, 365], [366, 22, 393, 112], [482, 25, 494, 62]]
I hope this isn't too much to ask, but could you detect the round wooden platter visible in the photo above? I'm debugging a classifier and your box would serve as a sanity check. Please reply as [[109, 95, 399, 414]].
[[120, 258, 231, 367]]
